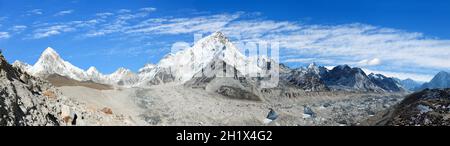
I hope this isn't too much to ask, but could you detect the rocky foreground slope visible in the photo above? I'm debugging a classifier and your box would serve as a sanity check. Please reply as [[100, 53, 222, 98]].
[[367, 88, 450, 126], [1, 53, 127, 126], [386, 88, 450, 126]]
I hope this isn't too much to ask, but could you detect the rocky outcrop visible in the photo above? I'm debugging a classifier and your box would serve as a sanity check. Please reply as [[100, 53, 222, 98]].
[[0, 52, 123, 126], [0, 53, 63, 125], [368, 73, 405, 92], [184, 59, 261, 101], [322, 65, 383, 92], [381, 88, 450, 126], [285, 63, 328, 91]]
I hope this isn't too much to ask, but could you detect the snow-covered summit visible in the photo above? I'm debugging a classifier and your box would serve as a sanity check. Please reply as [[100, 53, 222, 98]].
[[12, 60, 32, 72], [30, 47, 89, 81], [157, 31, 264, 83]]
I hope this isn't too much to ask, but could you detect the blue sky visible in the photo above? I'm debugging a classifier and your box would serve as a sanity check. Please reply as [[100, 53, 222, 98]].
[[0, 0, 449, 81]]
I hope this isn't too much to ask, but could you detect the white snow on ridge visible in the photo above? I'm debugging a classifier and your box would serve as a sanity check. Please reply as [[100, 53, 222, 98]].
[[30, 47, 89, 81], [13, 60, 32, 72], [22, 47, 139, 86], [19, 32, 271, 87], [158, 31, 265, 83]]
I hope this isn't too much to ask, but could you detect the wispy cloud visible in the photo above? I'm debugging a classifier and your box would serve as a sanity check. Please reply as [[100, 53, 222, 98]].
[[357, 58, 381, 66], [117, 9, 131, 13], [27, 9, 43, 15], [139, 7, 157, 12], [0, 32, 10, 39], [96, 12, 114, 18], [54, 10, 74, 16], [123, 13, 242, 35], [10, 25, 27, 33], [29, 18, 101, 39], [32, 25, 75, 39]]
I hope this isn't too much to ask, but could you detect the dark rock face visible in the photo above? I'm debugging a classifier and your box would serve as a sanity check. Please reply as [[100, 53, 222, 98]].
[[384, 88, 450, 126], [266, 108, 279, 121], [285, 64, 329, 91], [184, 59, 261, 101], [0, 53, 62, 126], [368, 73, 404, 92], [419, 71, 450, 90], [273, 63, 405, 93], [146, 68, 176, 85], [217, 86, 261, 101], [322, 65, 382, 92]]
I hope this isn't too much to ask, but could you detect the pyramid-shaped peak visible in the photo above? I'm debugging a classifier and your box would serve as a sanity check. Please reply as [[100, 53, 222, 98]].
[[308, 62, 318, 69], [42, 47, 58, 55], [87, 66, 99, 73], [436, 71, 449, 76], [204, 31, 229, 42], [212, 31, 225, 37]]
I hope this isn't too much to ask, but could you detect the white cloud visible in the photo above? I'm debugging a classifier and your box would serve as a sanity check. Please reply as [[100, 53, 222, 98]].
[[140, 7, 157, 12], [54, 10, 74, 16], [32, 25, 75, 39], [283, 58, 336, 65], [0, 32, 10, 39], [170, 42, 191, 54], [96, 12, 114, 18], [27, 9, 43, 15], [117, 9, 131, 13], [123, 13, 241, 35], [11, 25, 27, 32], [357, 58, 381, 66]]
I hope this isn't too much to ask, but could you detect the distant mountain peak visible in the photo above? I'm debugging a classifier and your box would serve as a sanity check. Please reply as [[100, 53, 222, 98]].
[[86, 66, 100, 74], [29, 47, 88, 81], [138, 63, 157, 73], [41, 47, 60, 59], [211, 31, 226, 38], [334, 64, 351, 70], [419, 71, 450, 90], [436, 71, 449, 77], [369, 73, 386, 80], [308, 62, 318, 69], [114, 67, 132, 74]]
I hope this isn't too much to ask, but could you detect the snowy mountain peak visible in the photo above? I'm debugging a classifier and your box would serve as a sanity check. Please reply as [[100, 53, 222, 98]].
[[29, 47, 89, 81], [87, 66, 100, 75], [157, 32, 257, 83], [369, 73, 385, 80], [42, 47, 57, 55], [308, 62, 317, 69], [210, 31, 227, 40], [12, 60, 32, 73], [40, 47, 61, 61], [112, 67, 133, 75], [138, 64, 157, 73]]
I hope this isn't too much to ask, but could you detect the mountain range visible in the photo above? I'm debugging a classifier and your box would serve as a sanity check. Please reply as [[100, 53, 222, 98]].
[[417, 71, 450, 90], [13, 32, 443, 93]]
